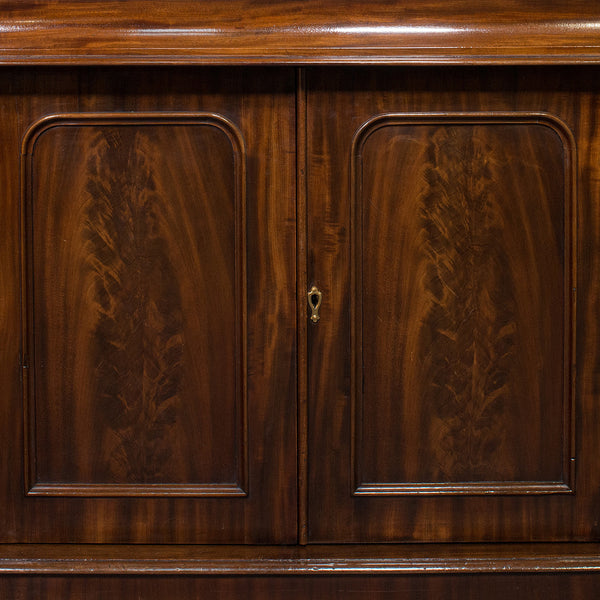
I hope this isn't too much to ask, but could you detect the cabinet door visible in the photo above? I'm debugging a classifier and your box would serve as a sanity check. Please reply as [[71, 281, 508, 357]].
[[0, 68, 297, 543], [306, 67, 600, 542]]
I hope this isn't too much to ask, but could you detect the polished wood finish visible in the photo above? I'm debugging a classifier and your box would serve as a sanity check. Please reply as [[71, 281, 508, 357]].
[[24, 114, 247, 498], [4, 544, 600, 574], [307, 67, 597, 543], [2, 573, 600, 599], [0, 67, 297, 543], [296, 68, 310, 546], [352, 114, 573, 496], [1, 1, 600, 65], [2, 0, 600, 596]]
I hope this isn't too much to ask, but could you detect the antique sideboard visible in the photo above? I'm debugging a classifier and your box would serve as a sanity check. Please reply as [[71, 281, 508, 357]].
[[2, 1, 600, 597]]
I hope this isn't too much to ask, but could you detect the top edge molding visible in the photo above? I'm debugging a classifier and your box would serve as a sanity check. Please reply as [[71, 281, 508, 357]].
[[1, 1, 600, 65]]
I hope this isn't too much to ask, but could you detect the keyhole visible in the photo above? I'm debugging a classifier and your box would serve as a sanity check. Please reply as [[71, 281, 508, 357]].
[[308, 286, 322, 323]]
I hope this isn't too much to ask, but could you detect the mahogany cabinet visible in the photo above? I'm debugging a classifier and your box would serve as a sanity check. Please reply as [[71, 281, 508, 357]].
[[2, 1, 600, 598], [306, 67, 584, 543], [1, 67, 298, 544]]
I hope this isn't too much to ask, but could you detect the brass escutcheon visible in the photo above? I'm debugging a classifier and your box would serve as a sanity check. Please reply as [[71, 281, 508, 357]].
[[308, 286, 322, 323]]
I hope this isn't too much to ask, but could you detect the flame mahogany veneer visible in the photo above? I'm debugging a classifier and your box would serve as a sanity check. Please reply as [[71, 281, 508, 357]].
[[2, 1, 600, 598]]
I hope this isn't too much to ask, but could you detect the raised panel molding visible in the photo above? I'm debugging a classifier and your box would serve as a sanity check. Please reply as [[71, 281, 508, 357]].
[[21, 113, 248, 497], [350, 112, 576, 496]]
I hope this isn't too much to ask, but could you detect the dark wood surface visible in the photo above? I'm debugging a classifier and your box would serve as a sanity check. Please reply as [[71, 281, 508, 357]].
[[354, 116, 572, 495], [25, 114, 248, 497], [2, 573, 600, 599], [0, 67, 297, 543], [306, 66, 598, 543], [4, 65, 600, 549], [1, 0, 600, 591], [3, 544, 600, 574], [1, 1, 600, 65]]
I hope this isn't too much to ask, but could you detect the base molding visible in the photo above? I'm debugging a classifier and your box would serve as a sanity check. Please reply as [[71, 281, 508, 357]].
[[2, 544, 600, 575]]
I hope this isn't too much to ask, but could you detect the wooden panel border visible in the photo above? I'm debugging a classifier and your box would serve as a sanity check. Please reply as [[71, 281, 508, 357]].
[[350, 112, 577, 496], [20, 112, 249, 498]]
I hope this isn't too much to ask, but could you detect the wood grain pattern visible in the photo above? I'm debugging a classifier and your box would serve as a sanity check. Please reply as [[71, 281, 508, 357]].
[[4, 543, 600, 575], [23, 115, 247, 497], [0, 67, 297, 543], [3, 3, 600, 593], [1, 573, 600, 600], [82, 124, 198, 490], [415, 124, 516, 484], [306, 67, 597, 543], [351, 114, 574, 496], [1, 1, 600, 65], [24, 115, 247, 495], [296, 68, 309, 545]]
